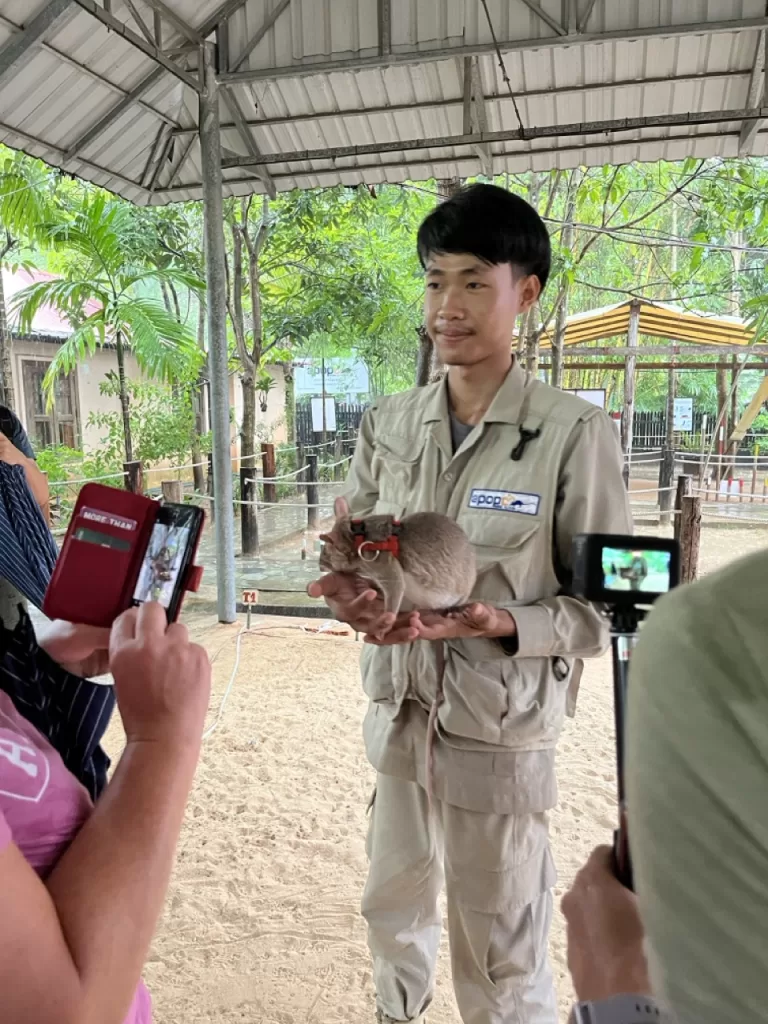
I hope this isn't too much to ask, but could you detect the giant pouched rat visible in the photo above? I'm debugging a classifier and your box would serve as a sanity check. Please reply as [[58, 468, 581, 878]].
[[319, 497, 476, 615]]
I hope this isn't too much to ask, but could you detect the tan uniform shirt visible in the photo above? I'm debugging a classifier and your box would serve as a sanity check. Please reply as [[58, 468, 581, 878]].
[[344, 361, 632, 814]]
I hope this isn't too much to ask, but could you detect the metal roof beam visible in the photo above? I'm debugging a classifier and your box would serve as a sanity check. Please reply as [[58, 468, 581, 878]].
[[141, 122, 168, 186], [517, 0, 566, 36], [66, 0, 252, 160], [231, 0, 291, 73], [66, 65, 166, 158], [140, 0, 203, 45], [219, 15, 768, 83], [0, 10, 178, 126], [165, 133, 196, 188], [149, 127, 176, 190], [155, 126, 755, 195], [122, 0, 156, 46], [220, 85, 277, 197], [463, 56, 492, 175], [170, 69, 750, 137], [207, 0, 251, 29], [378, 0, 391, 55], [72, 0, 202, 92], [221, 105, 768, 168], [0, 118, 150, 197], [0, 0, 77, 90], [565, 0, 577, 34], [577, 0, 599, 33], [739, 27, 767, 155]]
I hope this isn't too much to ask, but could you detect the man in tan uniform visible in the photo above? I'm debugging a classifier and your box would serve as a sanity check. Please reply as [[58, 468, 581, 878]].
[[309, 183, 632, 1023]]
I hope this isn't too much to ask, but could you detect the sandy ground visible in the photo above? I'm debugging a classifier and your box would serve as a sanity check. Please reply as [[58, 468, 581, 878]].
[[100, 524, 768, 1024]]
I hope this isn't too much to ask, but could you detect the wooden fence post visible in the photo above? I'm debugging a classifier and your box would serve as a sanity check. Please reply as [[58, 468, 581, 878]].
[[161, 480, 184, 504], [679, 494, 702, 584], [207, 452, 215, 524], [261, 442, 277, 505], [673, 474, 692, 543], [334, 433, 345, 481], [750, 448, 758, 503], [240, 465, 259, 555], [124, 461, 144, 495], [306, 453, 319, 528], [658, 447, 675, 526]]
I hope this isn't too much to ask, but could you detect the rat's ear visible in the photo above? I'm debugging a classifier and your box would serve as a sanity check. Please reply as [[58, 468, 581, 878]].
[[334, 496, 350, 519]]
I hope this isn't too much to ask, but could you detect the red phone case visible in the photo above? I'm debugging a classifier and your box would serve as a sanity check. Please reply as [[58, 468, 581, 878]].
[[43, 483, 204, 628]]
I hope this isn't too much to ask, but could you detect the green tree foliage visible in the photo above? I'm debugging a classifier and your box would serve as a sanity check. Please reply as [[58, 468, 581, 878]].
[[12, 192, 204, 461], [5, 140, 768, 477]]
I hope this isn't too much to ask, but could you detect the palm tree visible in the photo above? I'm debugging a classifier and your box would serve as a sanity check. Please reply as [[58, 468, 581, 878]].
[[13, 193, 203, 462], [0, 149, 67, 411]]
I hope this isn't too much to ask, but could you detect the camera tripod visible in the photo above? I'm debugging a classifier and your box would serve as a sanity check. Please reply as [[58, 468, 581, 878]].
[[609, 606, 646, 891]]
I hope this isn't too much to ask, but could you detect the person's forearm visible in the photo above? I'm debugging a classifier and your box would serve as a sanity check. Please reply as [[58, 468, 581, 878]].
[[21, 456, 49, 508], [46, 738, 200, 1024], [509, 595, 610, 659]]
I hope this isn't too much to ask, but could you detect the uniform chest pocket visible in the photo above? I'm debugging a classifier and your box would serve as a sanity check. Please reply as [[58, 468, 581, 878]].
[[372, 433, 425, 504], [460, 511, 549, 603]]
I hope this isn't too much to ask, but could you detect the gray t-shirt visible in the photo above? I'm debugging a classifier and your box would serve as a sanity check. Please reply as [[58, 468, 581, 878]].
[[449, 409, 475, 453]]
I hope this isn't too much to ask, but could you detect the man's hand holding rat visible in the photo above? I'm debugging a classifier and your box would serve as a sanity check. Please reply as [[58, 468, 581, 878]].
[[307, 574, 517, 645], [363, 602, 517, 645], [306, 572, 399, 637]]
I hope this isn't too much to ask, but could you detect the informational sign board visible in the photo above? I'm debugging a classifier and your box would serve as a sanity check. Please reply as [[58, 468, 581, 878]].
[[673, 397, 694, 432], [563, 388, 606, 409], [295, 358, 370, 398], [311, 396, 337, 432]]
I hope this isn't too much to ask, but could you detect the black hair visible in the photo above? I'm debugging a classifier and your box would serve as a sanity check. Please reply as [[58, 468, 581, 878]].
[[416, 182, 551, 291]]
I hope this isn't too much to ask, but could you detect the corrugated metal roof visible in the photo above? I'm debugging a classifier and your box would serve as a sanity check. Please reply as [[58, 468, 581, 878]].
[[538, 299, 755, 348], [0, 0, 767, 204]]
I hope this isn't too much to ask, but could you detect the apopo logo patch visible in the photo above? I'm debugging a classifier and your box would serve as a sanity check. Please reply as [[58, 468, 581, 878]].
[[468, 488, 540, 516]]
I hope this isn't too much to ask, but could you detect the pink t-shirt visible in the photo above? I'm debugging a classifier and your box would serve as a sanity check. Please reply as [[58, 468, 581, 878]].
[[0, 690, 151, 1023]]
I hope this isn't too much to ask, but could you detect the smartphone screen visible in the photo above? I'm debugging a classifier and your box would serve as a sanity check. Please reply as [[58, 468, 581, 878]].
[[132, 503, 203, 620]]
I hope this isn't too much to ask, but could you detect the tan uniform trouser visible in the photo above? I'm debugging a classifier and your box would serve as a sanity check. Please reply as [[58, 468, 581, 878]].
[[362, 773, 558, 1024]]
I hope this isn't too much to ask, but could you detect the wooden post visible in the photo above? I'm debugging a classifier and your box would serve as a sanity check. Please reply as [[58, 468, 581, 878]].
[[161, 480, 184, 504], [207, 452, 215, 524], [261, 442, 277, 505], [124, 461, 144, 495], [659, 448, 676, 526], [751, 449, 758, 503], [306, 453, 319, 528], [240, 466, 259, 555], [334, 433, 345, 481], [621, 299, 640, 487], [715, 424, 724, 497], [679, 495, 702, 584], [673, 475, 692, 543]]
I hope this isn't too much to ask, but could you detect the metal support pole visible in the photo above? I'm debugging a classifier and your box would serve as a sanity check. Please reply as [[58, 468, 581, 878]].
[[199, 43, 236, 624], [306, 454, 319, 529]]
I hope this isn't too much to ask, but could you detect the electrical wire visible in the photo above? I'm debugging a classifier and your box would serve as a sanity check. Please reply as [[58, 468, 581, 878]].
[[479, 0, 526, 135]]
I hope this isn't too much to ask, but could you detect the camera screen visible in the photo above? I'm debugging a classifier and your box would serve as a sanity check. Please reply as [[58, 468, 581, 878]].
[[132, 520, 193, 609], [601, 547, 672, 595]]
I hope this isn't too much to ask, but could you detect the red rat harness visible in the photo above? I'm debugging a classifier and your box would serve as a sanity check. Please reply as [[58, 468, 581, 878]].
[[350, 518, 402, 560], [350, 515, 444, 812]]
